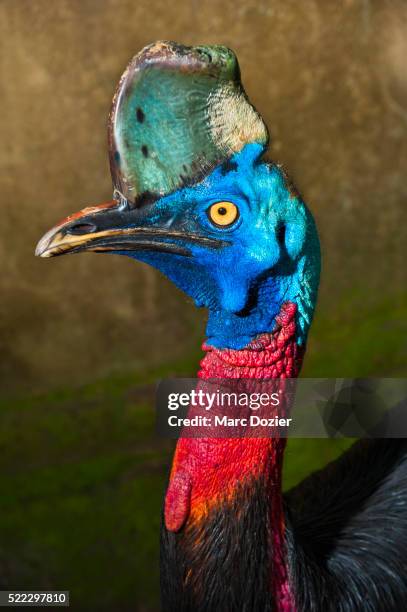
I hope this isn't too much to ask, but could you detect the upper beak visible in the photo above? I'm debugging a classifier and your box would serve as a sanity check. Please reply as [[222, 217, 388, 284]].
[[35, 200, 122, 258], [35, 199, 227, 259]]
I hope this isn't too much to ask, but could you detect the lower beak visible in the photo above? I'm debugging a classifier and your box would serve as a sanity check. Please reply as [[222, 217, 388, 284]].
[[35, 200, 193, 258]]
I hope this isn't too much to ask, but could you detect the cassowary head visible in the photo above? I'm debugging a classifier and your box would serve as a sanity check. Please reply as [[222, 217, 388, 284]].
[[36, 41, 320, 350]]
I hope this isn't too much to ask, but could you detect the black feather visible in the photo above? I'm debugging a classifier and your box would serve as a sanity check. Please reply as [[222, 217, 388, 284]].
[[285, 439, 407, 611], [161, 477, 275, 612], [161, 437, 407, 611]]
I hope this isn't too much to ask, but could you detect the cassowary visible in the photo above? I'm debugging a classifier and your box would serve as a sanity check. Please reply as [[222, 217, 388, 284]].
[[36, 42, 407, 611]]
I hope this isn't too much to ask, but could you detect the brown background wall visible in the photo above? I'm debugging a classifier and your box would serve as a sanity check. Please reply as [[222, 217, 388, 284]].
[[1, 0, 406, 394]]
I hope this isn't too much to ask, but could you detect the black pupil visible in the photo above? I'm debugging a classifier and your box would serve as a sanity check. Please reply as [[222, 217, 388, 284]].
[[218, 206, 227, 216]]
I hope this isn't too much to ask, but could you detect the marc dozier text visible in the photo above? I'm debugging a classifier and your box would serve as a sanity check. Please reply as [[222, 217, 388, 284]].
[[165, 388, 292, 431], [156, 378, 407, 439]]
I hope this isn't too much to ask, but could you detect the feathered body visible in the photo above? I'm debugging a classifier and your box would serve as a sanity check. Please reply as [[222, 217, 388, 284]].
[[163, 436, 407, 612], [36, 41, 407, 611]]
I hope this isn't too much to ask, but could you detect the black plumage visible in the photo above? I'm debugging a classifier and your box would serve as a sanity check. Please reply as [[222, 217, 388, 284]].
[[161, 477, 273, 612], [286, 438, 407, 611], [161, 439, 407, 611]]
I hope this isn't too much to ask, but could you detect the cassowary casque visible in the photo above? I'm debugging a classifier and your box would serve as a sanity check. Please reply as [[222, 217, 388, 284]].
[[36, 42, 407, 612]]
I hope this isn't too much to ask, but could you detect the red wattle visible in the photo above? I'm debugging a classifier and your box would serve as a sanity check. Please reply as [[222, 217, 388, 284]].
[[164, 302, 302, 611]]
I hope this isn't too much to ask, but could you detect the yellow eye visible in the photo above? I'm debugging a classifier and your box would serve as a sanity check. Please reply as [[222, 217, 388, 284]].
[[207, 201, 239, 227]]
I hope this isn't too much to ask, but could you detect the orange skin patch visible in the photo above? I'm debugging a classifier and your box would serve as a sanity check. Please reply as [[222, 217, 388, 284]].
[[164, 302, 302, 532]]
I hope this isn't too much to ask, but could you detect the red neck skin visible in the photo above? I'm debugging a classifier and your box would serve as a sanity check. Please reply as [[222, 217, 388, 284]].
[[164, 302, 303, 612]]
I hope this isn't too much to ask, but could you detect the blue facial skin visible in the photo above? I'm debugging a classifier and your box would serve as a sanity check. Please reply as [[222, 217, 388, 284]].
[[117, 143, 320, 350]]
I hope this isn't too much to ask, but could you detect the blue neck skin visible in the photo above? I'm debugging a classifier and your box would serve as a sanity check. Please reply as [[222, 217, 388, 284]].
[[119, 144, 320, 351], [205, 273, 297, 350]]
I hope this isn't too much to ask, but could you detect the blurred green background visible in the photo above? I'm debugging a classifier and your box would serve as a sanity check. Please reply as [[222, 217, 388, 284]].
[[0, 0, 406, 610]]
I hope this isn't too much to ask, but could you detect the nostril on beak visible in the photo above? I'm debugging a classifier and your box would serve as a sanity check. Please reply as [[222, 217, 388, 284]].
[[66, 222, 98, 235]]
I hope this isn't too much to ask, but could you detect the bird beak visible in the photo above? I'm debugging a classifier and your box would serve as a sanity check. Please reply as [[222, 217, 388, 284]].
[[35, 199, 225, 259], [36, 200, 122, 258]]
